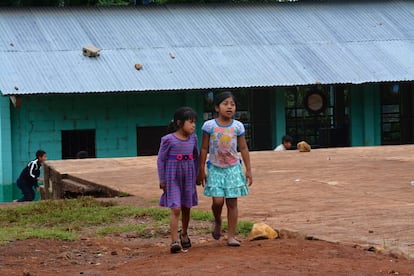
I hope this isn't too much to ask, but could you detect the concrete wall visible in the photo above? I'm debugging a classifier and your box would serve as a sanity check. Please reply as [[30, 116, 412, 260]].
[[0, 97, 13, 202], [1, 84, 384, 201], [1, 91, 203, 202]]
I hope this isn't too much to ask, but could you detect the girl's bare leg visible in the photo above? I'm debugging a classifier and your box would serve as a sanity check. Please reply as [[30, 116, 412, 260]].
[[170, 207, 181, 242], [226, 198, 240, 245], [181, 206, 190, 241], [212, 197, 224, 237]]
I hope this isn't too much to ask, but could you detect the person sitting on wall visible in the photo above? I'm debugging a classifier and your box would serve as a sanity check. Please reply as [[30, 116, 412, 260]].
[[76, 151, 89, 159], [14, 150, 47, 202], [274, 135, 293, 151]]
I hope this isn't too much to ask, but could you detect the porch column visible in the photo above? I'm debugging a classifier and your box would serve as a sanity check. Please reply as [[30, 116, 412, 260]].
[[272, 88, 286, 148], [350, 84, 381, 146], [184, 92, 204, 141], [0, 96, 13, 201]]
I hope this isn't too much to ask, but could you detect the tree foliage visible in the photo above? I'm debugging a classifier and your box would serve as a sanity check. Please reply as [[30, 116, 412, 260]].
[[0, 0, 131, 6], [0, 0, 293, 6]]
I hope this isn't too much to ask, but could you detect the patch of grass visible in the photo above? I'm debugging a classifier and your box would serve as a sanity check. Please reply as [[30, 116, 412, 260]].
[[135, 207, 171, 225], [96, 209, 214, 238], [1, 197, 138, 228], [237, 221, 254, 235], [134, 207, 213, 222], [148, 198, 159, 204], [222, 220, 254, 236], [0, 197, 141, 242], [0, 197, 253, 243], [191, 209, 214, 221], [0, 226, 77, 242], [191, 225, 212, 235], [96, 224, 146, 236]]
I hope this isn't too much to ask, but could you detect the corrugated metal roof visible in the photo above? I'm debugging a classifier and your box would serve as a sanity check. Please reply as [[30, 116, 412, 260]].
[[1, 2, 413, 95]]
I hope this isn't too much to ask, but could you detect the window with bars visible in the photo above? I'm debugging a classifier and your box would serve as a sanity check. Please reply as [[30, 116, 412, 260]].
[[285, 86, 334, 147], [61, 129, 96, 159], [381, 83, 414, 145]]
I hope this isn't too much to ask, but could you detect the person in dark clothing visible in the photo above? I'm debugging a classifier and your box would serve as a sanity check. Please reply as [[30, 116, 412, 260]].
[[76, 151, 89, 159], [15, 150, 47, 202]]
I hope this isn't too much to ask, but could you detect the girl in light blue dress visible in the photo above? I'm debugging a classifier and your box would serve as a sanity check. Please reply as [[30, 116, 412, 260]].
[[198, 92, 253, 247]]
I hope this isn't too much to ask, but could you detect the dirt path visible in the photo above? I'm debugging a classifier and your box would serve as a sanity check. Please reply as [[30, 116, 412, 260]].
[[1, 236, 413, 275], [47, 145, 414, 258], [2, 145, 414, 275], [1, 195, 414, 275]]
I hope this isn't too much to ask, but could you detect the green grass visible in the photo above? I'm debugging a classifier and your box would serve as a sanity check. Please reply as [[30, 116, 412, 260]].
[[96, 224, 146, 236], [0, 226, 77, 243], [135, 207, 170, 220], [0, 197, 142, 242], [1, 197, 137, 227], [148, 198, 159, 204], [118, 192, 130, 197], [222, 220, 254, 236], [237, 220, 254, 235], [191, 209, 214, 221], [0, 197, 253, 243]]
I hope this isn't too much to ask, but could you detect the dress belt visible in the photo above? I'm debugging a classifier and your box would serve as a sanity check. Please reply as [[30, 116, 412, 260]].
[[168, 154, 194, 161]]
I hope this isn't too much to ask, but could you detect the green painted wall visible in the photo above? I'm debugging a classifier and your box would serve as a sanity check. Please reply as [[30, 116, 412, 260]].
[[1, 85, 383, 201], [350, 84, 381, 146], [184, 92, 204, 140], [2, 91, 203, 202], [272, 88, 286, 149], [0, 97, 14, 202]]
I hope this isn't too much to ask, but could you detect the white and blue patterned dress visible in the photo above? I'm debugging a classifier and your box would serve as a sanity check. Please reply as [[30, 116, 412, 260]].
[[202, 119, 249, 198]]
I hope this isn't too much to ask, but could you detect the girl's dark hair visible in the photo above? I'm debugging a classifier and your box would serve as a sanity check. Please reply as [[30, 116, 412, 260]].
[[167, 106, 197, 133], [214, 91, 236, 107]]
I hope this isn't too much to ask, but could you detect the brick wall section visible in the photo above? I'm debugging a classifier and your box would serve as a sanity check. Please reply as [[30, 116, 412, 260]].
[[8, 92, 203, 195]]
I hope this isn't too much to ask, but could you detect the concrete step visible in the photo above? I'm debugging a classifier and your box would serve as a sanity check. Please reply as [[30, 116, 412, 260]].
[[61, 178, 97, 194]]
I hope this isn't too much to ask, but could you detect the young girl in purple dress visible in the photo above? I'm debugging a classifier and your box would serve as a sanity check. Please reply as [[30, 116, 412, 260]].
[[157, 107, 199, 253]]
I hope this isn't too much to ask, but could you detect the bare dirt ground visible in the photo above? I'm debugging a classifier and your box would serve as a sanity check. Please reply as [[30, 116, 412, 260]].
[[1, 235, 413, 276], [1, 145, 414, 275]]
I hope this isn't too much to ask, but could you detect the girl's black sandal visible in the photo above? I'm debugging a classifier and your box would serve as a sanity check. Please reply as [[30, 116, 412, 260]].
[[179, 230, 192, 249], [170, 241, 181, 253]]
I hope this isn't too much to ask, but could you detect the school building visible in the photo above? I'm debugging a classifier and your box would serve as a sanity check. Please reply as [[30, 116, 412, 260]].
[[1, 1, 413, 201]]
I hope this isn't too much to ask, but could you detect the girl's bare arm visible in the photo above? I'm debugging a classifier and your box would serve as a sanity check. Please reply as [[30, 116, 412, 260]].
[[197, 133, 210, 186], [238, 135, 253, 186]]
